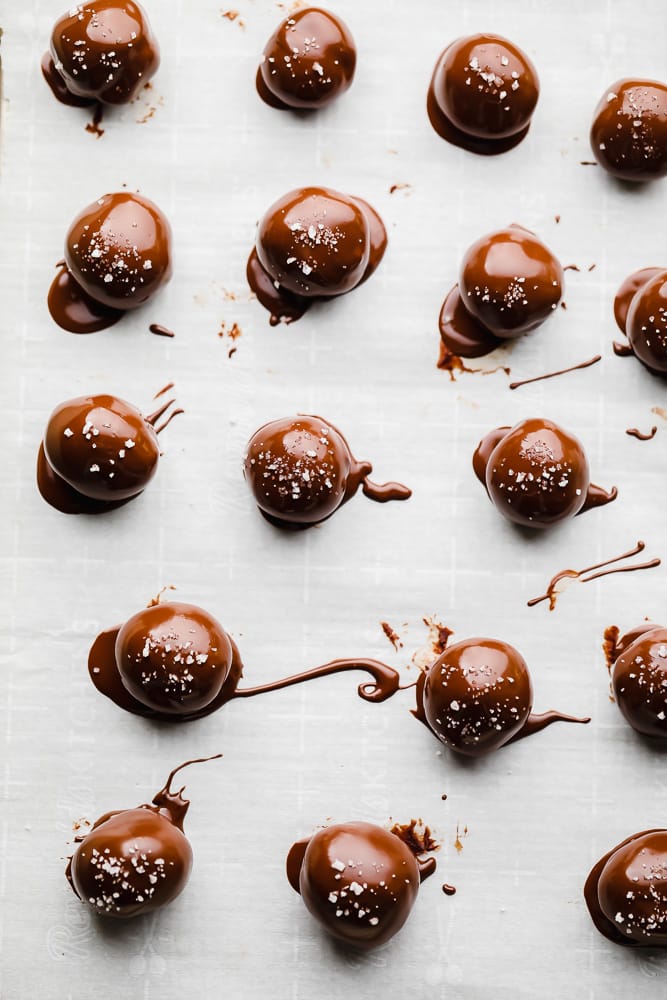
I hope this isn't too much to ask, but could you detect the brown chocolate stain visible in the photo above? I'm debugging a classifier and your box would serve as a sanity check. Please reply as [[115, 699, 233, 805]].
[[651, 406, 667, 421], [508, 354, 601, 390], [221, 9, 244, 27], [149, 324, 175, 339], [147, 585, 177, 608], [389, 183, 412, 195], [454, 824, 467, 853], [381, 621, 403, 650], [580, 160, 598, 165], [84, 104, 104, 138], [528, 541, 661, 610], [153, 382, 175, 400], [442, 883, 457, 896], [626, 426, 657, 440], [563, 264, 580, 272]]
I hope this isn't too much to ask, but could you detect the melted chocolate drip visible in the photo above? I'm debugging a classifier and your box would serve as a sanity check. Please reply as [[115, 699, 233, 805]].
[[149, 323, 175, 338], [48, 263, 124, 334], [626, 426, 657, 440], [509, 354, 601, 390], [528, 541, 661, 609]]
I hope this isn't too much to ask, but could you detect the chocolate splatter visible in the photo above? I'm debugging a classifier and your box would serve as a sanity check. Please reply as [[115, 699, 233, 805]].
[[381, 621, 403, 650], [528, 541, 661, 610]]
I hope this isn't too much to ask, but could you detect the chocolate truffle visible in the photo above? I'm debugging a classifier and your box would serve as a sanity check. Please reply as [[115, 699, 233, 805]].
[[610, 626, 667, 738], [428, 34, 539, 154], [438, 225, 563, 360], [247, 186, 386, 325], [585, 830, 667, 945], [67, 758, 219, 918], [243, 414, 411, 528], [38, 393, 160, 513], [625, 270, 667, 375], [473, 418, 617, 528], [257, 7, 356, 110], [114, 602, 234, 715], [287, 822, 424, 949], [48, 192, 172, 333], [43, 1, 160, 107], [590, 80, 667, 182], [423, 638, 532, 755]]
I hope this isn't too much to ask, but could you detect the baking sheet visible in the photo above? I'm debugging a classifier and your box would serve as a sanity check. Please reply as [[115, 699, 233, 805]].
[[2, 1, 667, 997]]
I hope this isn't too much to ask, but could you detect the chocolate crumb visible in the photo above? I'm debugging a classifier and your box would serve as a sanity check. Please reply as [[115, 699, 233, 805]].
[[381, 621, 403, 650]]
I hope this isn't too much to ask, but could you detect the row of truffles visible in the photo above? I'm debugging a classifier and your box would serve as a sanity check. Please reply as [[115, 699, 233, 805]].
[[43, 4, 667, 180], [46, 189, 667, 379], [36, 396, 618, 533]]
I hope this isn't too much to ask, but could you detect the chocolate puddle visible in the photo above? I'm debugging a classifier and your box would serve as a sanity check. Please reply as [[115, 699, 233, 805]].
[[48, 263, 124, 334]]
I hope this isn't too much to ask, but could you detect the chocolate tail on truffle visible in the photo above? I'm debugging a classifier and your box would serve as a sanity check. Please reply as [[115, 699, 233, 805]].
[[151, 754, 223, 830], [603, 623, 665, 667], [145, 397, 184, 434], [577, 483, 618, 514], [507, 709, 590, 743], [48, 262, 124, 334], [89, 625, 401, 718]]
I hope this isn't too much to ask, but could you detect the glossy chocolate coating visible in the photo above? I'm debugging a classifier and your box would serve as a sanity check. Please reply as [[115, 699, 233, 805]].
[[64, 193, 172, 311], [459, 226, 563, 338], [585, 831, 667, 945], [256, 187, 371, 297], [590, 80, 667, 182], [611, 626, 667, 737], [423, 638, 531, 755], [67, 763, 202, 919], [476, 419, 594, 528], [289, 822, 421, 949], [46, 1, 159, 106], [257, 7, 356, 110], [244, 414, 411, 528], [625, 270, 667, 375], [41, 393, 159, 505], [428, 34, 539, 154], [115, 602, 234, 715]]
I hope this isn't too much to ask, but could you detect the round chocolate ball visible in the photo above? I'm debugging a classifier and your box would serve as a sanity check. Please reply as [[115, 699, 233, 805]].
[[590, 79, 667, 182], [483, 419, 590, 528], [626, 270, 667, 375], [295, 822, 421, 949], [459, 226, 563, 338], [255, 187, 370, 297], [612, 627, 667, 737], [114, 602, 234, 715], [244, 415, 352, 526], [65, 192, 172, 311], [48, 1, 160, 105], [431, 34, 539, 143], [423, 637, 532, 755], [588, 831, 667, 945], [258, 7, 356, 110], [43, 393, 160, 502]]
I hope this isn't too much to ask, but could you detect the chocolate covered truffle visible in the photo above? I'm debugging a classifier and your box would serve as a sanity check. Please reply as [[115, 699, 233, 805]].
[[608, 625, 667, 738], [244, 414, 411, 528], [590, 80, 667, 182], [43, 1, 160, 108], [619, 269, 667, 375], [438, 225, 563, 360], [428, 34, 539, 155], [67, 757, 219, 919], [585, 830, 667, 945], [286, 822, 431, 949], [247, 186, 386, 325], [257, 7, 356, 110], [419, 637, 588, 755], [37, 393, 161, 514], [48, 192, 173, 334], [473, 418, 617, 528]]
